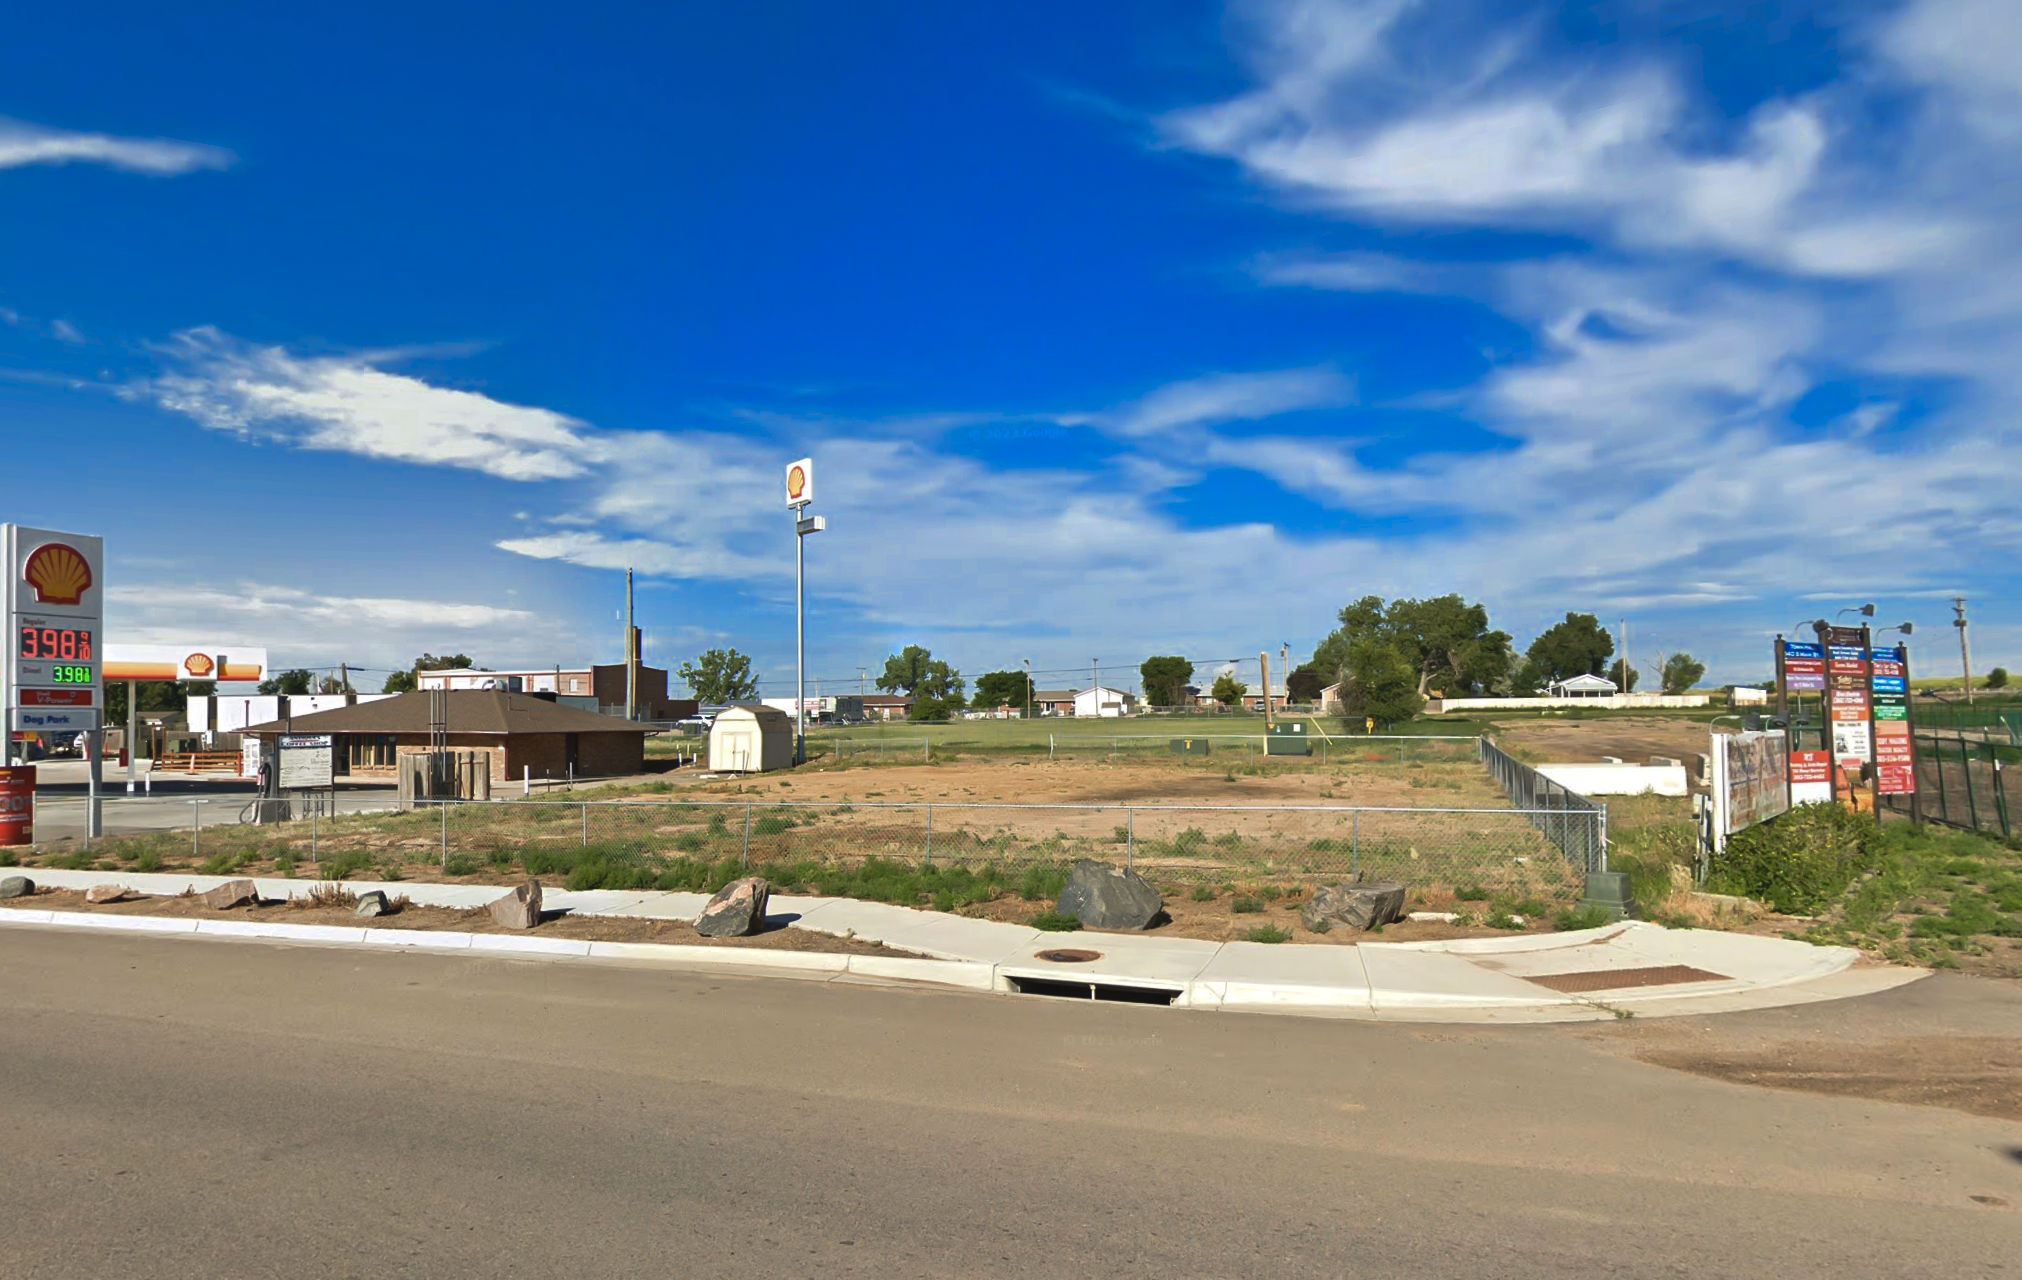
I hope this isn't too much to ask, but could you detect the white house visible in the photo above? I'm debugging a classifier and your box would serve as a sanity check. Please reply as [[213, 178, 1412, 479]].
[[1318, 682, 1344, 714], [1073, 685, 1137, 718], [1546, 673, 1618, 698]]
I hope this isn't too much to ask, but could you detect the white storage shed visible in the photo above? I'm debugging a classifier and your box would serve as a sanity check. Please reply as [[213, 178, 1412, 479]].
[[708, 705, 796, 773]]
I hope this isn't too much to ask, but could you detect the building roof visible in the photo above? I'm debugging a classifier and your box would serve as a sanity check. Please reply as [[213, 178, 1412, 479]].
[[240, 690, 651, 737], [858, 694, 914, 706], [713, 704, 794, 729], [1550, 673, 1619, 692], [1032, 689, 1079, 702], [1075, 685, 1135, 700]]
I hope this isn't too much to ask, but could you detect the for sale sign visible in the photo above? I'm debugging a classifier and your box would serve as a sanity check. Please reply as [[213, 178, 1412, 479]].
[[1789, 751, 1833, 805]]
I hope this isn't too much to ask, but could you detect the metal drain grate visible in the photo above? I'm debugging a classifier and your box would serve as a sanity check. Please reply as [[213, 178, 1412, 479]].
[[1525, 965, 1729, 993], [1036, 949, 1102, 963]]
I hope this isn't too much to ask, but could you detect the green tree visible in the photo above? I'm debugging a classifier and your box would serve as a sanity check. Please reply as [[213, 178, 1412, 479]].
[[970, 670, 1029, 711], [1987, 667, 2010, 690], [877, 644, 964, 702], [1337, 636, 1425, 727], [105, 680, 211, 728], [678, 648, 759, 703], [1525, 613, 1615, 683], [1209, 672, 1249, 708], [1285, 662, 1326, 704], [383, 653, 476, 694], [1607, 658, 1641, 692], [907, 696, 955, 722], [258, 669, 315, 696], [1660, 652, 1707, 695], [1504, 657, 1546, 697], [1311, 594, 1512, 697], [1139, 655, 1193, 707]]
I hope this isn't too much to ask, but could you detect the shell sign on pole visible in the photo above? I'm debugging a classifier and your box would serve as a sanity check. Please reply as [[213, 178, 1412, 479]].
[[102, 645, 269, 685], [3, 525, 106, 737], [785, 457, 814, 510]]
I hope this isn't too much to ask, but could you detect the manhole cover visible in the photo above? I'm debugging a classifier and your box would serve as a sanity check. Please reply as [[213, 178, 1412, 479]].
[[1525, 965, 1729, 994], [1037, 948, 1102, 963]]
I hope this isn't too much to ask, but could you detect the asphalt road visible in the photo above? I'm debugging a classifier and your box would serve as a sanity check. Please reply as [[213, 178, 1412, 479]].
[[1, 931, 2017, 1279]]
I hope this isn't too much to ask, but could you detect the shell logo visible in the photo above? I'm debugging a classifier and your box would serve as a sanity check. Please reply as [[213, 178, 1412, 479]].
[[786, 464, 808, 500], [183, 654, 216, 678], [23, 542, 93, 607]]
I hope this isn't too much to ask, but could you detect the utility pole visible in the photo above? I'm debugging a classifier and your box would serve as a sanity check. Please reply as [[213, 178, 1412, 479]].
[[1023, 658, 1032, 721], [1259, 650, 1275, 727], [857, 667, 866, 696], [1954, 597, 1974, 704], [623, 567, 638, 720]]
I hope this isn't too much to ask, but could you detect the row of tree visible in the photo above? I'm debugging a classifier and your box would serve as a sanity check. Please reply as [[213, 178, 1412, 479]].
[[1306, 595, 1706, 725]]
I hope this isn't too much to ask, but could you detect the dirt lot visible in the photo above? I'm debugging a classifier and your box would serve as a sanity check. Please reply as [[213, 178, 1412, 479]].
[[1484, 716, 1720, 767], [0, 888, 923, 957]]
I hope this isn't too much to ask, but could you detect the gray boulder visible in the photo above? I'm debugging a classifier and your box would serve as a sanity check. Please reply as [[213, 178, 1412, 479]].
[[1301, 880, 1407, 933], [203, 879, 259, 910], [355, 890, 391, 919], [84, 884, 130, 904], [1056, 860, 1164, 931], [489, 881, 542, 930], [1, 875, 34, 899], [695, 877, 770, 938]]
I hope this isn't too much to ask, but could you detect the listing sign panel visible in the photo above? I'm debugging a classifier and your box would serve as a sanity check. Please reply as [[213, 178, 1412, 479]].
[[1790, 750, 1834, 805], [1782, 640, 1827, 692]]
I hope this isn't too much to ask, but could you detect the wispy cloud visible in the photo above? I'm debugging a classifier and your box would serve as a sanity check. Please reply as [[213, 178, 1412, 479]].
[[1059, 367, 1353, 438], [133, 328, 600, 481], [0, 117, 234, 176]]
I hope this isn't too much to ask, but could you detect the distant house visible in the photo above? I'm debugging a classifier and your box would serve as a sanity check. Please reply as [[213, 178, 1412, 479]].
[[1319, 682, 1344, 714], [1073, 685, 1137, 718], [1547, 674, 1618, 698], [1032, 689, 1079, 716], [858, 694, 914, 721], [1243, 684, 1290, 714]]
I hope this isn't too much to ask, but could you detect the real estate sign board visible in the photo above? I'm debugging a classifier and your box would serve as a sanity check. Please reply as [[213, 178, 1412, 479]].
[[1870, 646, 1916, 795], [278, 734, 335, 789], [1712, 730, 1790, 843]]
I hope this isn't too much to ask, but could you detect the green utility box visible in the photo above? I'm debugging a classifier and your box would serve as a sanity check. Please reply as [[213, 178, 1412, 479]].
[[1169, 738, 1212, 757], [1265, 721, 1312, 756]]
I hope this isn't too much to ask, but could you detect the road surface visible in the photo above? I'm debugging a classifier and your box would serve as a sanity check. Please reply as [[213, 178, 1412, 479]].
[[0, 930, 2015, 1278]]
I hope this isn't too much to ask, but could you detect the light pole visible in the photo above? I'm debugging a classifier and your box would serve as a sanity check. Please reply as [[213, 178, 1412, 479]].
[[1023, 658, 1032, 721], [786, 458, 821, 765]]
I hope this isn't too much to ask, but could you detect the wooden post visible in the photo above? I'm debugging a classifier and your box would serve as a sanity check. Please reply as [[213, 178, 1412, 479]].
[[1260, 651, 1274, 729]]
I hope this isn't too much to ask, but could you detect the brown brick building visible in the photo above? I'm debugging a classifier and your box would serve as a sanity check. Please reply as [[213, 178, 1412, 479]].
[[240, 690, 651, 784]]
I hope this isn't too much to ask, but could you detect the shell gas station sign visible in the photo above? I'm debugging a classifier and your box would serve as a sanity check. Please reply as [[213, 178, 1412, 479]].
[[3, 524, 105, 735]]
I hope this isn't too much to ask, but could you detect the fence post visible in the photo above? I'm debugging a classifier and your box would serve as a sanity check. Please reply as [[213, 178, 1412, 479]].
[[311, 805, 318, 865], [1126, 807, 1134, 872], [1961, 737, 1980, 831], [1351, 811, 1360, 877], [742, 803, 752, 870], [192, 799, 200, 862], [1050, 734, 1055, 761], [1995, 757, 2011, 840], [925, 803, 934, 868], [581, 802, 589, 848], [441, 800, 450, 870]]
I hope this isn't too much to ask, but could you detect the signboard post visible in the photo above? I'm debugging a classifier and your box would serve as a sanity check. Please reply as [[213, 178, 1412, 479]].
[[3, 525, 105, 838], [1820, 623, 1874, 811], [1870, 641, 1918, 819], [278, 734, 335, 790]]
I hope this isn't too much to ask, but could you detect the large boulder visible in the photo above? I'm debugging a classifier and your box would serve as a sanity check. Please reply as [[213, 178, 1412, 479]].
[[0, 875, 32, 899], [84, 884, 130, 904], [1056, 860, 1164, 931], [489, 881, 543, 930], [695, 878, 771, 938], [1301, 880, 1407, 933], [203, 879, 259, 910], [355, 890, 392, 920]]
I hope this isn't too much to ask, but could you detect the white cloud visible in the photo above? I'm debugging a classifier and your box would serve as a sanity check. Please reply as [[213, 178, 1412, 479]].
[[0, 117, 234, 175], [135, 328, 600, 481], [1059, 367, 1353, 438]]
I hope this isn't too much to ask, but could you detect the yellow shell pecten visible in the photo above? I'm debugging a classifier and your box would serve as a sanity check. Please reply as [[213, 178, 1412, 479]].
[[24, 542, 92, 607]]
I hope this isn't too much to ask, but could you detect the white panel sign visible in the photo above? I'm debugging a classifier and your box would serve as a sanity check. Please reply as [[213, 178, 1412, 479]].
[[104, 644, 268, 685], [278, 734, 335, 789]]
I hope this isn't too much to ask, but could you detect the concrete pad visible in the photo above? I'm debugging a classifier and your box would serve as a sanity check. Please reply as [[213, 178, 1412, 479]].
[[1391, 925, 1628, 955], [843, 955, 995, 990], [540, 890, 656, 915], [996, 939, 1218, 1001], [786, 899, 935, 942], [585, 893, 711, 920], [1192, 943, 1372, 1011], [467, 934, 596, 959], [1359, 946, 1576, 1009], [194, 920, 370, 945], [362, 930, 473, 951], [869, 916, 1045, 963]]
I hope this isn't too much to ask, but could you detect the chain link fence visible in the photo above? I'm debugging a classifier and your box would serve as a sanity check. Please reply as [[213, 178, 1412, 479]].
[[1881, 731, 2021, 840], [825, 733, 1477, 765], [1476, 738, 1609, 873]]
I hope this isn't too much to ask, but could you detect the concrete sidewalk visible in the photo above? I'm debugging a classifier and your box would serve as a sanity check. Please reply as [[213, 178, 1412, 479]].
[[3, 867, 1921, 1022]]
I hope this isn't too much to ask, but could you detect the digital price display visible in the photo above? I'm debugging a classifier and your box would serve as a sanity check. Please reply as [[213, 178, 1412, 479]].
[[51, 665, 92, 684], [18, 626, 95, 663]]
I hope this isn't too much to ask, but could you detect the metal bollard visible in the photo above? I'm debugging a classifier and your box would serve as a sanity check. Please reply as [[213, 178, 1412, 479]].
[[581, 802, 589, 848]]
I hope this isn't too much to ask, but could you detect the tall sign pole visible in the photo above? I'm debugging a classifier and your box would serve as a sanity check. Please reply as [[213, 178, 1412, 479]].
[[786, 459, 821, 765], [3, 525, 106, 839], [1953, 597, 1974, 704]]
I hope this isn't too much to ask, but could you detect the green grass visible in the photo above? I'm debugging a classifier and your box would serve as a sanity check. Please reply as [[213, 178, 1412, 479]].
[[1190, 885, 1215, 902], [1244, 924, 1293, 943], [1553, 904, 1612, 931], [1796, 822, 2022, 968], [133, 849, 161, 874], [1230, 896, 1262, 914], [1030, 911, 1082, 932]]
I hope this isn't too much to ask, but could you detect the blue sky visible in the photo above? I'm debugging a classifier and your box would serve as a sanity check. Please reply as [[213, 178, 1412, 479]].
[[2, 0, 2016, 695]]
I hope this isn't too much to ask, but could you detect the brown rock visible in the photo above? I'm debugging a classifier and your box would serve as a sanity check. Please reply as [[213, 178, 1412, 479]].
[[695, 877, 771, 938], [489, 880, 542, 930], [84, 884, 129, 904], [203, 878, 259, 910]]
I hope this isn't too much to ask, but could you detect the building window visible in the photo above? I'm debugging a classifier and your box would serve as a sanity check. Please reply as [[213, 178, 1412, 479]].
[[348, 735, 398, 769]]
